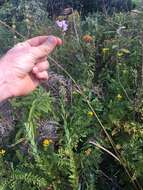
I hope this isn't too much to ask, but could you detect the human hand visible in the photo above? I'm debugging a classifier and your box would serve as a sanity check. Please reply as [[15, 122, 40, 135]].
[[0, 36, 62, 100]]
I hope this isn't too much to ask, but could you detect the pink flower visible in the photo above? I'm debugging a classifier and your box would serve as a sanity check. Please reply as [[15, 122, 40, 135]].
[[56, 20, 68, 32]]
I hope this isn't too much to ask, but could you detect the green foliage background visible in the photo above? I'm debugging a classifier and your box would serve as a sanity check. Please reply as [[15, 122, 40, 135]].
[[0, 0, 143, 190]]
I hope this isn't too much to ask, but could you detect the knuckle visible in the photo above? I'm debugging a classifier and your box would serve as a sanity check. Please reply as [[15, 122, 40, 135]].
[[40, 46, 51, 55]]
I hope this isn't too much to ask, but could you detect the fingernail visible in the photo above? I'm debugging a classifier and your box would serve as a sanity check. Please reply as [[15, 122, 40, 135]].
[[47, 36, 56, 44]]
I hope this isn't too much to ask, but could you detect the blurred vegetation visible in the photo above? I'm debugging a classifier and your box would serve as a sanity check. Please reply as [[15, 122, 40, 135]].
[[0, 0, 143, 190]]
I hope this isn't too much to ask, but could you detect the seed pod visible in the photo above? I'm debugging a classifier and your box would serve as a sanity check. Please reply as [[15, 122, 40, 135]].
[[37, 120, 60, 145], [42, 71, 72, 104]]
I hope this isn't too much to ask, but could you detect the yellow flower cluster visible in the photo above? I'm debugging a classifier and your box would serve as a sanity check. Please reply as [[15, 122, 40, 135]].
[[102, 48, 110, 53], [117, 48, 130, 57], [116, 94, 123, 100], [42, 139, 53, 147], [0, 149, 6, 156], [87, 111, 94, 117]]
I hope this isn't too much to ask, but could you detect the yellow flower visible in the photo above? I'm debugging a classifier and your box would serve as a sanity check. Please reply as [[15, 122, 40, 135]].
[[72, 91, 78, 95], [82, 35, 93, 43], [87, 111, 94, 117], [0, 149, 6, 156], [117, 48, 130, 57], [42, 139, 53, 147], [85, 148, 92, 156], [102, 48, 110, 53], [117, 52, 124, 57], [116, 94, 123, 100]]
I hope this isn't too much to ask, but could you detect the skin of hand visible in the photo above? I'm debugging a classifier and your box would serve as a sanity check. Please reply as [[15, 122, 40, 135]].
[[0, 36, 62, 101]]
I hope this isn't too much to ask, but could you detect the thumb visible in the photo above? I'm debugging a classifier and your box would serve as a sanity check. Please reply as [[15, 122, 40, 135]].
[[31, 36, 62, 59]]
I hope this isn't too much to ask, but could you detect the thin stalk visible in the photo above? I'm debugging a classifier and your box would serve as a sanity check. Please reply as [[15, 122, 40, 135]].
[[0, 20, 25, 39], [71, 8, 80, 43], [89, 140, 120, 163]]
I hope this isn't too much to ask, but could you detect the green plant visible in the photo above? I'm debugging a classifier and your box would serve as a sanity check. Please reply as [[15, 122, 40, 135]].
[[1, 2, 143, 189]]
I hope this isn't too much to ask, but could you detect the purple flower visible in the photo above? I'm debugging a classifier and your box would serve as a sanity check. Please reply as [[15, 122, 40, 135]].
[[56, 20, 68, 32]]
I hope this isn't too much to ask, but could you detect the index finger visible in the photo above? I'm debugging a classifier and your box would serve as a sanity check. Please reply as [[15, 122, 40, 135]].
[[30, 36, 62, 59], [26, 36, 62, 47]]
